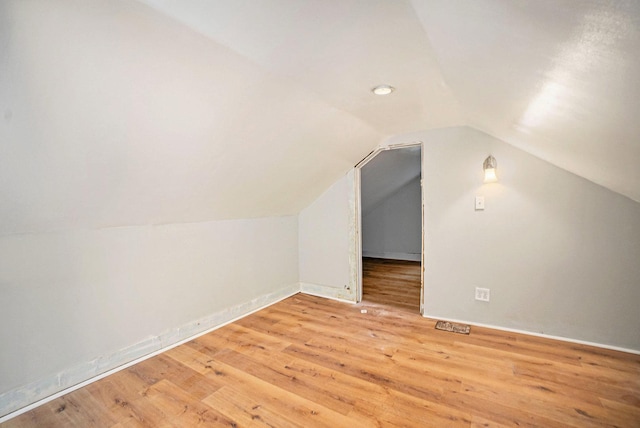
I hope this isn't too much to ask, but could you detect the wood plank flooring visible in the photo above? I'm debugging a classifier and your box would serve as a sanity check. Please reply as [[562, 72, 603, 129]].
[[4, 272, 640, 426], [362, 257, 421, 313]]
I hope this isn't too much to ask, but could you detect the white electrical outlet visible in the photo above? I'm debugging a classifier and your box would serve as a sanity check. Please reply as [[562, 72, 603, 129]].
[[475, 287, 490, 302]]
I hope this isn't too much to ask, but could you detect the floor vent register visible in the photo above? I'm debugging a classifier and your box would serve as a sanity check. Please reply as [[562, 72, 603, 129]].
[[434, 320, 471, 335]]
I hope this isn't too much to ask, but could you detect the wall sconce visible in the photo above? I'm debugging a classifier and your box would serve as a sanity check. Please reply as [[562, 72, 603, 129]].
[[483, 155, 497, 183]]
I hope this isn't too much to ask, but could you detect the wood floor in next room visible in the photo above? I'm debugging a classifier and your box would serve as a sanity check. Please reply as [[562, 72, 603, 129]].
[[362, 257, 421, 313], [5, 294, 640, 426]]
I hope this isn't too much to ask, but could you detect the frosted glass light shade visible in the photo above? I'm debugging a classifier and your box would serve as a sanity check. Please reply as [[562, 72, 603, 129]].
[[483, 155, 498, 183]]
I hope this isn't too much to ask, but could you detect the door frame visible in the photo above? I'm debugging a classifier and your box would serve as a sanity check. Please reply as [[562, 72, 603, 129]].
[[353, 141, 425, 314]]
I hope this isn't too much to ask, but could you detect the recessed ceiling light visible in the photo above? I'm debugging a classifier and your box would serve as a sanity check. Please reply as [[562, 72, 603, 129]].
[[372, 84, 395, 95]]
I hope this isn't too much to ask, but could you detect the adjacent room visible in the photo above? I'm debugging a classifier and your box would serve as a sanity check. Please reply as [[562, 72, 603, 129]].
[[1, 0, 639, 426]]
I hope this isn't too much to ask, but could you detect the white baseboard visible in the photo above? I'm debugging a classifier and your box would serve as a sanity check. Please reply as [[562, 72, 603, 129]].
[[426, 314, 640, 356], [299, 282, 356, 303], [362, 251, 421, 261], [0, 284, 300, 422]]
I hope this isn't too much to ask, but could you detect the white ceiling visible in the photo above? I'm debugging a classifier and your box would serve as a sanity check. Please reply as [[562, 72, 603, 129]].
[[1, 0, 638, 235], [411, 0, 640, 202], [137, 0, 464, 136]]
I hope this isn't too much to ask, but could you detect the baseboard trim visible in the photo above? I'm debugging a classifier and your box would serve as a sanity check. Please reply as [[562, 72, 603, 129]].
[[0, 284, 300, 422], [362, 251, 421, 262], [299, 282, 356, 304], [425, 314, 640, 356]]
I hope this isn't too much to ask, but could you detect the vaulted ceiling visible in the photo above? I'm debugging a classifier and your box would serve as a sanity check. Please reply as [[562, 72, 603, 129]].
[[1, 0, 638, 235]]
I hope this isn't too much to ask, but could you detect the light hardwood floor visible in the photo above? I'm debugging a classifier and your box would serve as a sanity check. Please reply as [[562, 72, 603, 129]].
[[4, 260, 640, 427], [362, 257, 421, 313]]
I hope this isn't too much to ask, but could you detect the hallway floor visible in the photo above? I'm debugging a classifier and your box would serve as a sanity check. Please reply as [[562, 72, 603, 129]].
[[362, 257, 421, 313]]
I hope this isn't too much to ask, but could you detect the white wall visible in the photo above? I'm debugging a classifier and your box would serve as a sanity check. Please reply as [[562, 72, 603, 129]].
[[301, 126, 640, 352], [386, 126, 640, 351], [362, 176, 422, 261], [299, 171, 356, 301], [0, 216, 298, 416]]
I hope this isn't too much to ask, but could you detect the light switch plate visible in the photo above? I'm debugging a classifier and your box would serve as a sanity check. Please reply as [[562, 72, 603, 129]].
[[475, 287, 490, 302], [475, 196, 485, 210]]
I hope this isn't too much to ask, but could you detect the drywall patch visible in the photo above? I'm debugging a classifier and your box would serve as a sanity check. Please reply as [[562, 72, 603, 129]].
[[0, 284, 299, 420], [300, 282, 356, 303], [347, 169, 359, 297]]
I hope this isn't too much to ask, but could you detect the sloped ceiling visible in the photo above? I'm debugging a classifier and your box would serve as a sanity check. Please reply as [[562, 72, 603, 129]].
[[411, 0, 640, 202], [361, 146, 421, 215], [1, 0, 638, 235]]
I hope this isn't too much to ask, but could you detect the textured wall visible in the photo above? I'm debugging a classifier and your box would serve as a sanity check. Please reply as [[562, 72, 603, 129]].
[[388, 127, 640, 351], [299, 172, 354, 301], [0, 216, 299, 416]]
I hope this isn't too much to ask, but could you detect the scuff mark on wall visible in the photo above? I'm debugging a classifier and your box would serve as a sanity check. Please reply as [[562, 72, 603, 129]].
[[0, 284, 298, 420]]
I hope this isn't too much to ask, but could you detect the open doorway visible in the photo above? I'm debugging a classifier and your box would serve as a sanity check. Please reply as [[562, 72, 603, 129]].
[[355, 143, 424, 314]]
